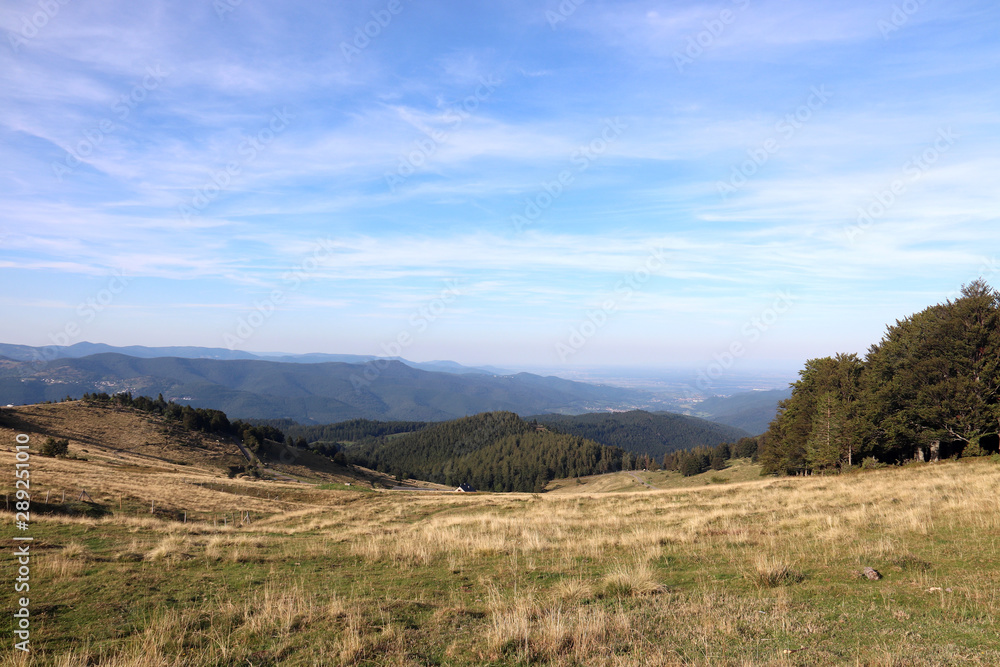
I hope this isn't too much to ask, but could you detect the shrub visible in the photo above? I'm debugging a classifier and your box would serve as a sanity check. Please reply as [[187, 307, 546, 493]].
[[962, 439, 989, 458], [40, 437, 70, 457], [860, 457, 886, 470]]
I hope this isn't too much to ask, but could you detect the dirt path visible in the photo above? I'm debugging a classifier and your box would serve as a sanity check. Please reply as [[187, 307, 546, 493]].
[[231, 437, 254, 463], [627, 471, 657, 489]]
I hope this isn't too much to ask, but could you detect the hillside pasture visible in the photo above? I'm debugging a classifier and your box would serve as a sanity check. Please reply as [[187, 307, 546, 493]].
[[3, 418, 999, 665]]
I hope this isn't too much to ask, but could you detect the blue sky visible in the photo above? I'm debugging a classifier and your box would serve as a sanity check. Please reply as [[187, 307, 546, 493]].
[[1, 0, 998, 373]]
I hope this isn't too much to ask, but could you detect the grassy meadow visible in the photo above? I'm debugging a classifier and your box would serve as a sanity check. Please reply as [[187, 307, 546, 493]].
[[3, 405, 1000, 665]]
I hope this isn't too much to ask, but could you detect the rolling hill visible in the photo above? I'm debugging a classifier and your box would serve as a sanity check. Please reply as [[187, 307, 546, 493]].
[[346, 411, 624, 492], [0, 399, 406, 490], [0, 353, 656, 423], [530, 410, 749, 459], [6, 400, 1000, 664]]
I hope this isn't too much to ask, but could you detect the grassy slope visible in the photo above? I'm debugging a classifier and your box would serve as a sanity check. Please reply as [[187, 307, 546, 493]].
[[3, 406, 1000, 665], [0, 402, 437, 517], [545, 458, 764, 494]]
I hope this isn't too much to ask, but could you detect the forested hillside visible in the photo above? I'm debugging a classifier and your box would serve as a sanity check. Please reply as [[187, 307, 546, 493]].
[[347, 411, 624, 492], [284, 418, 430, 445], [531, 410, 748, 458], [0, 354, 654, 423], [760, 281, 1000, 474]]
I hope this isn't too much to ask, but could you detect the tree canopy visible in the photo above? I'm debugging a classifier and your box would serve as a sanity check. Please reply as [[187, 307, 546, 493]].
[[346, 411, 625, 492], [760, 281, 1000, 473]]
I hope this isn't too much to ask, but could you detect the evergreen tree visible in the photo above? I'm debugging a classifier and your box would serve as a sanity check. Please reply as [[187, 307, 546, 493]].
[[805, 392, 847, 471]]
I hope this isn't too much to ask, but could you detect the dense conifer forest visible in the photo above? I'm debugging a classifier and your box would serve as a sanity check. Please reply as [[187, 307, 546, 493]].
[[283, 418, 431, 445], [531, 410, 748, 458], [346, 411, 625, 492]]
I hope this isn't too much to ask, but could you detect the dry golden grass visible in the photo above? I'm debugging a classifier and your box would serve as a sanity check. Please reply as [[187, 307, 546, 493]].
[[744, 554, 803, 589], [4, 404, 1000, 665], [602, 559, 665, 597], [60, 540, 88, 559], [0, 401, 246, 471], [0, 402, 412, 521], [144, 535, 189, 561]]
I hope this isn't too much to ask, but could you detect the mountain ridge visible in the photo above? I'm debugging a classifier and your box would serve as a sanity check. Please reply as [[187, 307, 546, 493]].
[[0, 352, 662, 423], [531, 409, 749, 459], [685, 388, 792, 435], [0, 342, 504, 375]]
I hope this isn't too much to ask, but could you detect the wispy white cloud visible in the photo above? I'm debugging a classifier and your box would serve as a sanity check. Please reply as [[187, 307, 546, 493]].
[[1, 0, 997, 365]]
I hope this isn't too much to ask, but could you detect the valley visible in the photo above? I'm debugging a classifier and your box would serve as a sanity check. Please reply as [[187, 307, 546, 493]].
[[3, 400, 999, 665]]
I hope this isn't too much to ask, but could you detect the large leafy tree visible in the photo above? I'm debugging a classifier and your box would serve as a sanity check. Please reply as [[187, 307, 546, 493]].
[[764, 280, 1000, 473], [863, 280, 1000, 460]]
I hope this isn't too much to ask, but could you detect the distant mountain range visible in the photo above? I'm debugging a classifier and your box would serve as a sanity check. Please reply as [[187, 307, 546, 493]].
[[0, 343, 789, 431], [692, 389, 791, 435], [0, 342, 508, 375], [0, 352, 660, 423]]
